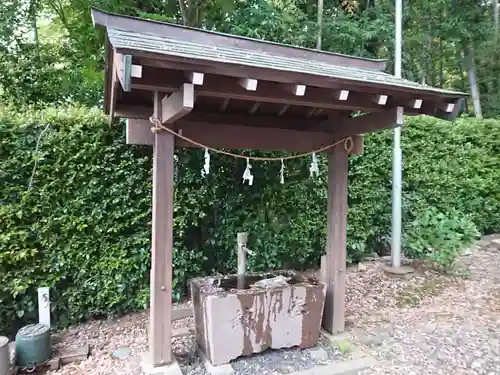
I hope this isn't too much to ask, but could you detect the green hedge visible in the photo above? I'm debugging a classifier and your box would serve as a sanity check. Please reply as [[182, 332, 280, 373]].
[[1, 106, 499, 335]]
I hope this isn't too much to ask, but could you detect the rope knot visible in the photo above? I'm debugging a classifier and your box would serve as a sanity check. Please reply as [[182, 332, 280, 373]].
[[150, 116, 163, 133]]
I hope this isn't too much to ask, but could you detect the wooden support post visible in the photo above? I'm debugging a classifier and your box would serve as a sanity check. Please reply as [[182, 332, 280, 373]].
[[322, 142, 349, 334], [149, 92, 174, 366]]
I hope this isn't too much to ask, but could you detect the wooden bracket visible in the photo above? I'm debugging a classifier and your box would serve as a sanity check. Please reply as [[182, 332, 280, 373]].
[[161, 83, 195, 124]]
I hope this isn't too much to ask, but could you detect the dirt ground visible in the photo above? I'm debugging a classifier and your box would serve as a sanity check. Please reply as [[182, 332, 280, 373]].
[[47, 235, 500, 375]]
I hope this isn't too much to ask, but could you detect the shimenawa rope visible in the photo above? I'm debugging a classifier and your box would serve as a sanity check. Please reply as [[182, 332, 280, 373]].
[[149, 117, 353, 161]]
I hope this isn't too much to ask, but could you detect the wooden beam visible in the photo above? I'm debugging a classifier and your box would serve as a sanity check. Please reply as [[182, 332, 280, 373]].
[[249, 102, 260, 114], [333, 109, 398, 138], [220, 98, 230, 112], [131, 69, 394, 112], [161, 83, 195, 124], [185, 72, 204, 85], [440, 102, 455, 113], [334, 90, 349, 101], [238, 78, 258, 91], [307, 108, 318, 117], [277, 104, 289, 116], [408, 99, 423, 109], [285, 84, 306, 96], [436, 98, 464, 121], [350, 135, 364, 155], [322, 142, 348, 334], [114, 53, 144, 90], [109, 66, 118, 125], [126, 116, 365, 153], [120, 105, 397, 138], [149, 94, 174, 366], [126, 118, 153, 145], [373, 94, 388, 105], [131, 64, 142, 78]]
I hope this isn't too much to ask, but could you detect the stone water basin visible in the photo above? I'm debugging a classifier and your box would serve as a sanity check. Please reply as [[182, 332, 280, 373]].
[[190, 271, 326, 365]]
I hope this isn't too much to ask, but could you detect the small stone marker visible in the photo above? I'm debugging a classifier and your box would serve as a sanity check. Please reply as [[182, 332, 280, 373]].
[[112, 347, 131, 359], [357, 263, 367, 272]]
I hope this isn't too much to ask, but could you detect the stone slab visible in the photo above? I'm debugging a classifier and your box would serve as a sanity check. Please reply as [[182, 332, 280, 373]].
[[196, 344, 234, 375], [382, 265, 415, 275], [320, 330, 350, 344], [47, 356, 61, 370], [141, 353, 183, 375], [60, 343, 89, 364], [287, 356, 377, 375]]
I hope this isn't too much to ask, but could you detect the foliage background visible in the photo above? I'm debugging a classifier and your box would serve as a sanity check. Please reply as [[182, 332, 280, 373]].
[[1, 106, 499, 335]]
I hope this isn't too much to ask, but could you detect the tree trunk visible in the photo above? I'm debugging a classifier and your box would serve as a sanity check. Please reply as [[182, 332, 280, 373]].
[[494, 0, 499, 44], [316, 0, 323, 50], [29, 0, 39, 56], [464, 45, 482, 119], [457, 49, 468, 113]]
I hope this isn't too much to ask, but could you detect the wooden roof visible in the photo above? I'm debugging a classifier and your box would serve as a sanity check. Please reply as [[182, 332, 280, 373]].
[[92, 8, 466, 151]]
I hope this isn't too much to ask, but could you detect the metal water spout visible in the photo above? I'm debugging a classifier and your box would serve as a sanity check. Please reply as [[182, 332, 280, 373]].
[[236, 232, 254, 289]]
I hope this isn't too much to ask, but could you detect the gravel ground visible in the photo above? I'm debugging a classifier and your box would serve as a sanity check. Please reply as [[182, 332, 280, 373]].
[[358, 235, 500, 375], [47, 235, 500, 375]]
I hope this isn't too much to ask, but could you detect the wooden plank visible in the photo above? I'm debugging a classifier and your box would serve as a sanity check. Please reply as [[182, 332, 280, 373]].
[[126, 118, 154, 145], [128, 118, 334, 151], [114, 53, 133, 91], [109, 65, 118, 125], [322, 142, 349, 334], [334, 109, 398, 138], [149, 93, 174, 366], [121, 108, 397, 139], [126, 118, 364, 154], [161, 83, 195, 124]]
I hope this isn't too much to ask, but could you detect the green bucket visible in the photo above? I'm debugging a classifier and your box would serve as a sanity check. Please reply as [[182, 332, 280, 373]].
[[15, 324, 52, 368]]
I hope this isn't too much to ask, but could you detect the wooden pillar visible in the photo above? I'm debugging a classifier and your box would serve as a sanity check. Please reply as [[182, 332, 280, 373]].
[[149, 94, 174, 366], [321, 142, 349, 334]]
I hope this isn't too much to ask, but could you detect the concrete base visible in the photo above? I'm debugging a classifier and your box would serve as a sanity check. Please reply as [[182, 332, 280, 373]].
[[320, 330, 368, 360], [196, 345, 234, 375], [382, 265, 415, 275], [141, 353, 183, 375], [287, 356, 377, 375]]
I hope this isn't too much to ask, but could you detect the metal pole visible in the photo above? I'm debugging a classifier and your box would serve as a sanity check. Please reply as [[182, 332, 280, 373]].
[[237, 232, 248, 289], [391, 0, 403, 268]]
